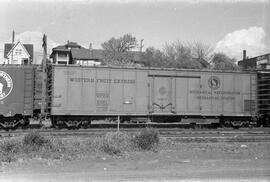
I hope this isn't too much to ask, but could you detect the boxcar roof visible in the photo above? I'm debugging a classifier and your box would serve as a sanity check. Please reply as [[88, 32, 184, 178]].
[[51, 64, 257, 74]]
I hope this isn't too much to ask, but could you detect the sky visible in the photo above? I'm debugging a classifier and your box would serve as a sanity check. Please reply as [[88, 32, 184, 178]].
[[0, 0, 269, 64]]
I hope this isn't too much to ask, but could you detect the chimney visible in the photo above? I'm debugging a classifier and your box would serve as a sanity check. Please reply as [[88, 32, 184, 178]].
[[243, 50, 247, 69], [89, 43, 92, 50], [65, 40, 70, 49], [243, 50, 246, 60], [89, 43, 93, 57]]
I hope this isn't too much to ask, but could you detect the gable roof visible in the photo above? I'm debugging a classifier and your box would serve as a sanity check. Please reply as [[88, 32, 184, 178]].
[[6, 42, 30, 58], [51, 45, 68, 52], [91, 49, 104, 59], [52, 42, 81, 52], [4, 42, 34, 59], [71, 48, 99, 60]]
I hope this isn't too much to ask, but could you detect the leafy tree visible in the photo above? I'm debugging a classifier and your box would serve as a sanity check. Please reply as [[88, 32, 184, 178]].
[[141, 47, 167, 67], [210, 53, 239, 71], [101, 34, 138, 65]]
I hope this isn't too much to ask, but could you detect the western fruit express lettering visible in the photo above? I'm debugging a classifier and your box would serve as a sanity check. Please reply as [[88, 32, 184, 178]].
[[70, 77, 135, 84]]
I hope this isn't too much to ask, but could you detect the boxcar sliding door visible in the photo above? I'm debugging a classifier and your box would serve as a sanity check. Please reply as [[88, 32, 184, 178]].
[[149, 75, 174, 114]]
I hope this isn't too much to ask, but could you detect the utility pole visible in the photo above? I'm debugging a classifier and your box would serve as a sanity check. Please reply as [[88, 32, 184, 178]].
[[11, 30, 15, 64], [40, 34, 47, 124]]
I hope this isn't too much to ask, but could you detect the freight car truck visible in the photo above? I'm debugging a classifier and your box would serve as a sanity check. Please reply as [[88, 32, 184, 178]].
[[50, 65, 257, 128]]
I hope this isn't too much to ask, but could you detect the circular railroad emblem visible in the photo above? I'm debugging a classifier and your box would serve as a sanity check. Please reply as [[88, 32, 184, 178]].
[[0, 71, 13, 100], [159, 86, 167, 95], [208, 76, 220, 90]]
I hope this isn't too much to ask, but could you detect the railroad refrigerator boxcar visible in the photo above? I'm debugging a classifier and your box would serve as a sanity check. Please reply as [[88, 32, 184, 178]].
[[50, 65, 257, 128], [0, 65, 35, 129], [50, 66, 149, 127]]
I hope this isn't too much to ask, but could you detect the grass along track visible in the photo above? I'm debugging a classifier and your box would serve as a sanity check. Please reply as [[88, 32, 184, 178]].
[[1, 128, 270, 143]]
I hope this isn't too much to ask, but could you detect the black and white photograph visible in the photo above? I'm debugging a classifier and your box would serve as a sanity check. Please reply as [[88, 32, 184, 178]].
[[0, 0, 269, 181]]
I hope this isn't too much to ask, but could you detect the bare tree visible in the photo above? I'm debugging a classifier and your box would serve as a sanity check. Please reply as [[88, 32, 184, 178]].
[[189, 41, 213, 60], [163, 41, 203, 69], [188, 41, 213, 68], [101, 34, 138, 65]]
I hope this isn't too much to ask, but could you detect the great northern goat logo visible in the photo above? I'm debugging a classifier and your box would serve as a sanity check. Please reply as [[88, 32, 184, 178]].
[[208, 76, 220, 90], [0, 71, 13, 100]]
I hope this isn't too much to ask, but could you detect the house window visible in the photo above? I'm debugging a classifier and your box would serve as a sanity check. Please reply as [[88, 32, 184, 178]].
[[23, 58, 29, 65], [15, 49, 22, 55], [57, 52, 68, 63], [57, 61, 68, 65], [58, 52, 67, 58]]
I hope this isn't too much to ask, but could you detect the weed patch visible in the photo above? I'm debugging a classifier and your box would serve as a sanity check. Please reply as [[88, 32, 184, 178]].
[[100, 132, 132, 156], [132, 128, 159, 150], [0, 129, 161, 164], [0, 139, 21, 162], [22, 131, 52, 151]]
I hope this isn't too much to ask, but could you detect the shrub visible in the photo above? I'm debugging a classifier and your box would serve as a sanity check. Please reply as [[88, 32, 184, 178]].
[[22, 131, 52, 151], [133, 128, 159, 150], [0, 140, 21, 162], [38, 138, 67, 160], [85, 136, 102, 153], [100, 132, 132, 156]]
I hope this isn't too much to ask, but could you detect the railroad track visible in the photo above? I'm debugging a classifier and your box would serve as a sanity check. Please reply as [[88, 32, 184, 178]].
[[164, 135, 270, 143], [1, 127, 269, 134], [1, 128, 270, 143]]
